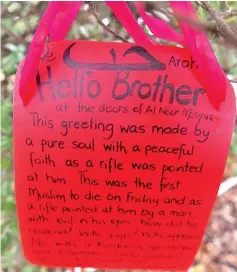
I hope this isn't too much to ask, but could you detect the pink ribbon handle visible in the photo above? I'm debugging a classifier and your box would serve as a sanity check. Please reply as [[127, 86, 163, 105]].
[[135, 1, 227, 111], [19, 1, 61, 105], [50, 2, 83, 42], [170, 1, 227, 111], [105, 1, 153, 45], [134, 2, 185, 46]]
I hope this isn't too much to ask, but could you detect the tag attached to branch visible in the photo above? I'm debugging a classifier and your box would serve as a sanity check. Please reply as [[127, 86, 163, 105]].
[[14, 41, 236, 270]]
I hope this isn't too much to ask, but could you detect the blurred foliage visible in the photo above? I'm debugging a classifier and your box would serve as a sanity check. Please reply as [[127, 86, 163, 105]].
[[1, 1, 237, 272]]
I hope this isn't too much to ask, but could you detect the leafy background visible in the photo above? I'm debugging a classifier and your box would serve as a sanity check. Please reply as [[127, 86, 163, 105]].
[[1, 1, 237, 272]]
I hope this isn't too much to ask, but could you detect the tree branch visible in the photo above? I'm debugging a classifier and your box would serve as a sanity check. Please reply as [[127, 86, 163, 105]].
[[229, 79, 237, 84], [202, 2, 237, 47], [88, 3, 128, 43], [219, 10, 237, 19]]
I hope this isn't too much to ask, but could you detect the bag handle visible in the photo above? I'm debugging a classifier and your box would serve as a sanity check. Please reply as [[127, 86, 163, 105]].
[[171, 1, 227, 111], [50, 1, 154, 44], [105, 1, 154, 44], [135, 2, 185, 46], [135, 1, 227, 111], [49, 2, 84, 42], [19, 1, 61, 105]]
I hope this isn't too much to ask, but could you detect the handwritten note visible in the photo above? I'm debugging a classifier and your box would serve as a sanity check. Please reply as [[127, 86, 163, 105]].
[[13, 41, 236, 270]]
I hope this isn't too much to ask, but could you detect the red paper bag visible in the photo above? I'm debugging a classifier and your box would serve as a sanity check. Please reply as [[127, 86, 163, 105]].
[[13, 1, 236, 271]]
